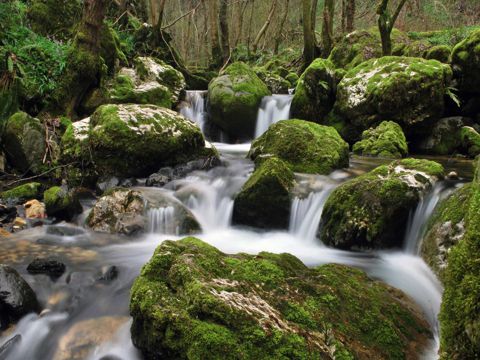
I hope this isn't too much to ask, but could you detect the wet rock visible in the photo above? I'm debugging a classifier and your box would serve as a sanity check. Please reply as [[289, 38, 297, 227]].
[[27, 258, 66, 278], [130, 237, 432, 360], [96, 265, 118, 282], [53, 316, 128, 360], [0, 265, 40, 329], [447, 171, 459, 180], [145, 168, 173, 187], [96, 177, 138, 195], [0, 205, 17, 225], [320, 158, 445, 250], [0, 182, 42, 203], [12, 217, 27, 231], [208, 62, 270, 139], [233, 157, 295, 229], [24, 200, 46, 219], [45, 225, 86, 237], [43, 186, 82, 221], [249, 119, 349, 174], [0, 334, 21, 358], [2, 112, 46, 174], [451, 29, 480, 96], [0, 228, 11, 237]]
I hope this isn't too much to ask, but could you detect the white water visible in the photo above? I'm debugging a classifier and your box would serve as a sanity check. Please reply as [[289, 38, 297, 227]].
[[254, 95, 293, 138], [0, 142, 453, 360], [180, 90, 208, 132], [148, 206, 177, 234]]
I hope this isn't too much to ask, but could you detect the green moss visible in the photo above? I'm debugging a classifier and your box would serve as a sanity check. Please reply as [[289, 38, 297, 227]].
[[291, 59, 337, 122], [208, 62, 270, 139], [232, 157, 294, 229], [130, 237, 432, 359], [1, 182, 42, 202], [440, 158, 480, 358], [249, 119, 349, 175], [43, 186, 81, 219], [425, 45, 452, 63], [451, 29, 480, 95], [320, 158, 444, 249], [285, 72, 299, 88], [421, 184, 471, 281], [460, 126, 480, 158], [352, 121, 408, 158]]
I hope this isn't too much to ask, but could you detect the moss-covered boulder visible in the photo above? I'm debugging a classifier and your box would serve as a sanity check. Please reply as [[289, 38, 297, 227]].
[[451, 29, 480, 95], [232, 157, 294, 229], [260, 72, 290, 94], [0, 182, 42, 203], [87, 104, 205, 178], [320, 159, 445, 250], [27, 0, 82, 39], [249, 120, 349, 174], [134, 57, 186, 104], [328, 28, 409, 70], [414, 117, 480, 158], [421, 184, 470, 282], [333, 56, 452, 141], [440, 158, 480, 359], [352, 121, 408, 158], [208, 62, 270, 139], [109, 68, 172, 108], [290, 59, 339, 122], [43, 186, 82, 220], [425, 45, 452, 63], [87, 188, 200, 236], [130, 237, 432, 360], [2, 112, 46, 174]]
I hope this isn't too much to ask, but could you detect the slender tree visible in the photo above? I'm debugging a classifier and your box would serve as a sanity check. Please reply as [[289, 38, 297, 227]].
[[302, 0, 319, 66], [252, 0, 278, 53], [377, 0, 408, 55], [342, 0, 355, 33], [274, 0, 290, 54], [321, 0, 335, 57], [219, 0, 230, 64], [208, 0, 222, 65]]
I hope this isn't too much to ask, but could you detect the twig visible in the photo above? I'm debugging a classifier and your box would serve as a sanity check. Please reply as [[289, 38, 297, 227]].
[[161, 2, 201, 30], [5, 164, 72, 187]]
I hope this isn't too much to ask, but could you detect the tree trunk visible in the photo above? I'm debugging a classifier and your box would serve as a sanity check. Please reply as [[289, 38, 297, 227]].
[[302, 0, 318, 66], [252, 0, 278, 53], [208, 0, 222, 66], [377, 0, 407, 56], [219, 0, 230, 64], [346, 0, 355, 32], [321, 0, 335, 57], [274, 0, 290, 54], [234, 0, 250, 48]]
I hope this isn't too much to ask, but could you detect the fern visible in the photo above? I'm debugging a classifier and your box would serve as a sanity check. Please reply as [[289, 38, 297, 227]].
[[446, 86, 461, 108]]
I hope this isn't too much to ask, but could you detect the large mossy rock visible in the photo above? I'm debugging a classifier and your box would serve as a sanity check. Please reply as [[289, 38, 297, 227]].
[[249, 120, 349, 174], [232, 157, 294, 229], [421, 184, 470, 282], [352, 121, 408, 158], [208, 62, 270, 139], [290, 59, 339, 122], [333, 56, 452, 142], [414, 117, 480, 158], [320, 159, 444, 250], [451, 29, 480, 96], [0, 182, 42, 203], [87, 188, 200, 236], [130, 237, 432, 360], [328, 28, 409, 70], [2, 112, 46, 174], [43, 186, 82, 221], [0, 265, 40, 329], [64, 104, 205, 179], [440, 158, 480, 359]]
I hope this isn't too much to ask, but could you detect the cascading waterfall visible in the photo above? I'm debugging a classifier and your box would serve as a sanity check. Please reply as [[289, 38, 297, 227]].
[[403, 182, 449, 254], [254, 95, 293, 138], [289, 186, 336, 241], [148, 206, 177, 234], [180, 90, 208, 132]]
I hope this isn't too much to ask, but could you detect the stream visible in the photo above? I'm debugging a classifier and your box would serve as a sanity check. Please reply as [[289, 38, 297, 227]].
[[0, 91, 473, 359]]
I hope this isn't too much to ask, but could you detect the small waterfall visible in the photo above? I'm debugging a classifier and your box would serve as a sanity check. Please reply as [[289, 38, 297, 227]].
[[403, 183, 446, 254], [289, 186, 335, 242], [148, 206, 177, 234], [180, 90, 208, 132], [254, 95, 293, 138]]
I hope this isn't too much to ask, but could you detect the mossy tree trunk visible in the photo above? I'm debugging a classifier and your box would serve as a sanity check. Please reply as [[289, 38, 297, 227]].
[[342, 0, 355, 33], [54, 0, 110, 117], [376, 0, 407, 56], [208, 0, 222, 67], [321, 0, 335, 57], [302, 0, 319, 67]]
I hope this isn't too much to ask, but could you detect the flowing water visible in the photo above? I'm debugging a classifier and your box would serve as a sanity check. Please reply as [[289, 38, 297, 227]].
[[254, 95, 293, 138], [0, 97, 468, 359], [180, 90, 208, 133]]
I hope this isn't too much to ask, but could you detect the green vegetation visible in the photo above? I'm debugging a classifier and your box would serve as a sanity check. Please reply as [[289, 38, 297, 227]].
[[353, 121, 408, 158], [0, 182, 42, 202]]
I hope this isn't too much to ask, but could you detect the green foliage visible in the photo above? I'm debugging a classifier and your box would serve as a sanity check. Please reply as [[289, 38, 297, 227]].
[[0, 1, 68, 108], [408, 26, 480, 46], [352, 121, 408, 158], [0, 182, 42, 202]]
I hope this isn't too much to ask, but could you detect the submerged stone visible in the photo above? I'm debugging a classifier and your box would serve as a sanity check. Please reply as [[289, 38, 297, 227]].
[[208, 62, 271, 139], [249, 119, 349, 174], [352, 121, 408, 158], [320, 158, 445, 250], [232, 157, 294, 229], [130, 237, 432, 359]]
